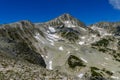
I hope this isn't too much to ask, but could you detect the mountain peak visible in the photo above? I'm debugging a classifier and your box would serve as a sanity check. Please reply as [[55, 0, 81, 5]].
[[57, 13, 76, 21], [59, 13, 72, 18], [41, 13, 86, 28]]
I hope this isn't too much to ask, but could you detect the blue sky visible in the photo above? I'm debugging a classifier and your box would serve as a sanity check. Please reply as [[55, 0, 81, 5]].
[[0, 0, 120, 25]]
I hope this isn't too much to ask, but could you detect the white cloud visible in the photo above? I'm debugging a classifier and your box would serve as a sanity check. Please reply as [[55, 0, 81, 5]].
[[109, 0, 120, 10]]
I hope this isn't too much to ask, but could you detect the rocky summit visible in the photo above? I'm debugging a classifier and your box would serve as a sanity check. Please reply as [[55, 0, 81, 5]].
[[0, 13, 120, 80]]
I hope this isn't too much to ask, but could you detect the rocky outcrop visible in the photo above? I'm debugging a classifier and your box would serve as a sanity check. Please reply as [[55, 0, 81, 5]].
[[0, 21, 47, 68], [90, 22, 120, 36]]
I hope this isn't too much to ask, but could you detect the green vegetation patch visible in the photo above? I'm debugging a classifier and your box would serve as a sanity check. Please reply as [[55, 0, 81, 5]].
[[59, 27, 79, 43], [92, 38, 109, 47], [90, 67, 100, 71], [90, 67, 103, 77], [102, 68, 113, 76], [98, 48, 107, 53], [0, 71, 5, 80], [91, 70, 103, 77], [68, 55, 86, 68]]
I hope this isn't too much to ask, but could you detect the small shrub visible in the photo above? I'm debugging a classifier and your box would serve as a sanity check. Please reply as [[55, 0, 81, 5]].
[[68, 55, 86, 68], [92, 39, 109, 47]]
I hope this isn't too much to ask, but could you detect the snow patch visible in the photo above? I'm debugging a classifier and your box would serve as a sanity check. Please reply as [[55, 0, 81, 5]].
[[79, 27, 87, 31], [41, 55, 44, 58], [91, 35, 96, 38], [105, 57, 109, 60], [79, 41, 85, 45], [59, 46, 64, 51], [34, 33, 40, 40], [65, 21, 70, 24], [50, 42, 54, 46], [81, 36, 85, 39], [48, 26, 56, 33], [77, 73, 84, 78], [41, 55, 48, 58], [49, 61, 53, 70], [34, 33, 45, 44], [111, 76, 119, 80], [64, 21, 76, 28], [67, 51, 71, 54], [80, 58, 88, 63], [101, 63, 107, 66], [91, 26, 96, 30], [48, 34, 60, 39], [47, 33, 60, 42], [104, 33, 112, 36], [45, 56, 48, 58], [75, 48, 79, 51]]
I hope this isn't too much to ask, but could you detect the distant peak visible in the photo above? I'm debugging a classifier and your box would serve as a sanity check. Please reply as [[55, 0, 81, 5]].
[[19, 20, 32, 24]]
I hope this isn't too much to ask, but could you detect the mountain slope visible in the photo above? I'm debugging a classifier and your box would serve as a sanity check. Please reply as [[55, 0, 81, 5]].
[[0, 14, 120, 80]]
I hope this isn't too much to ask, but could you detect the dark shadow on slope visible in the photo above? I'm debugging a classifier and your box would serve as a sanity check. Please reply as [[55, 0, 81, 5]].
[[0, 37, 46, 68]]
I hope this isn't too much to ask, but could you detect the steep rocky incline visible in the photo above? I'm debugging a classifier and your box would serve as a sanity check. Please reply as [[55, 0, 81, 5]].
[[0, 14, 120, 80]]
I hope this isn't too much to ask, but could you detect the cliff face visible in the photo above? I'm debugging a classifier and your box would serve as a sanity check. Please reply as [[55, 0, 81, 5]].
[[0, 14, 120, 80]]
